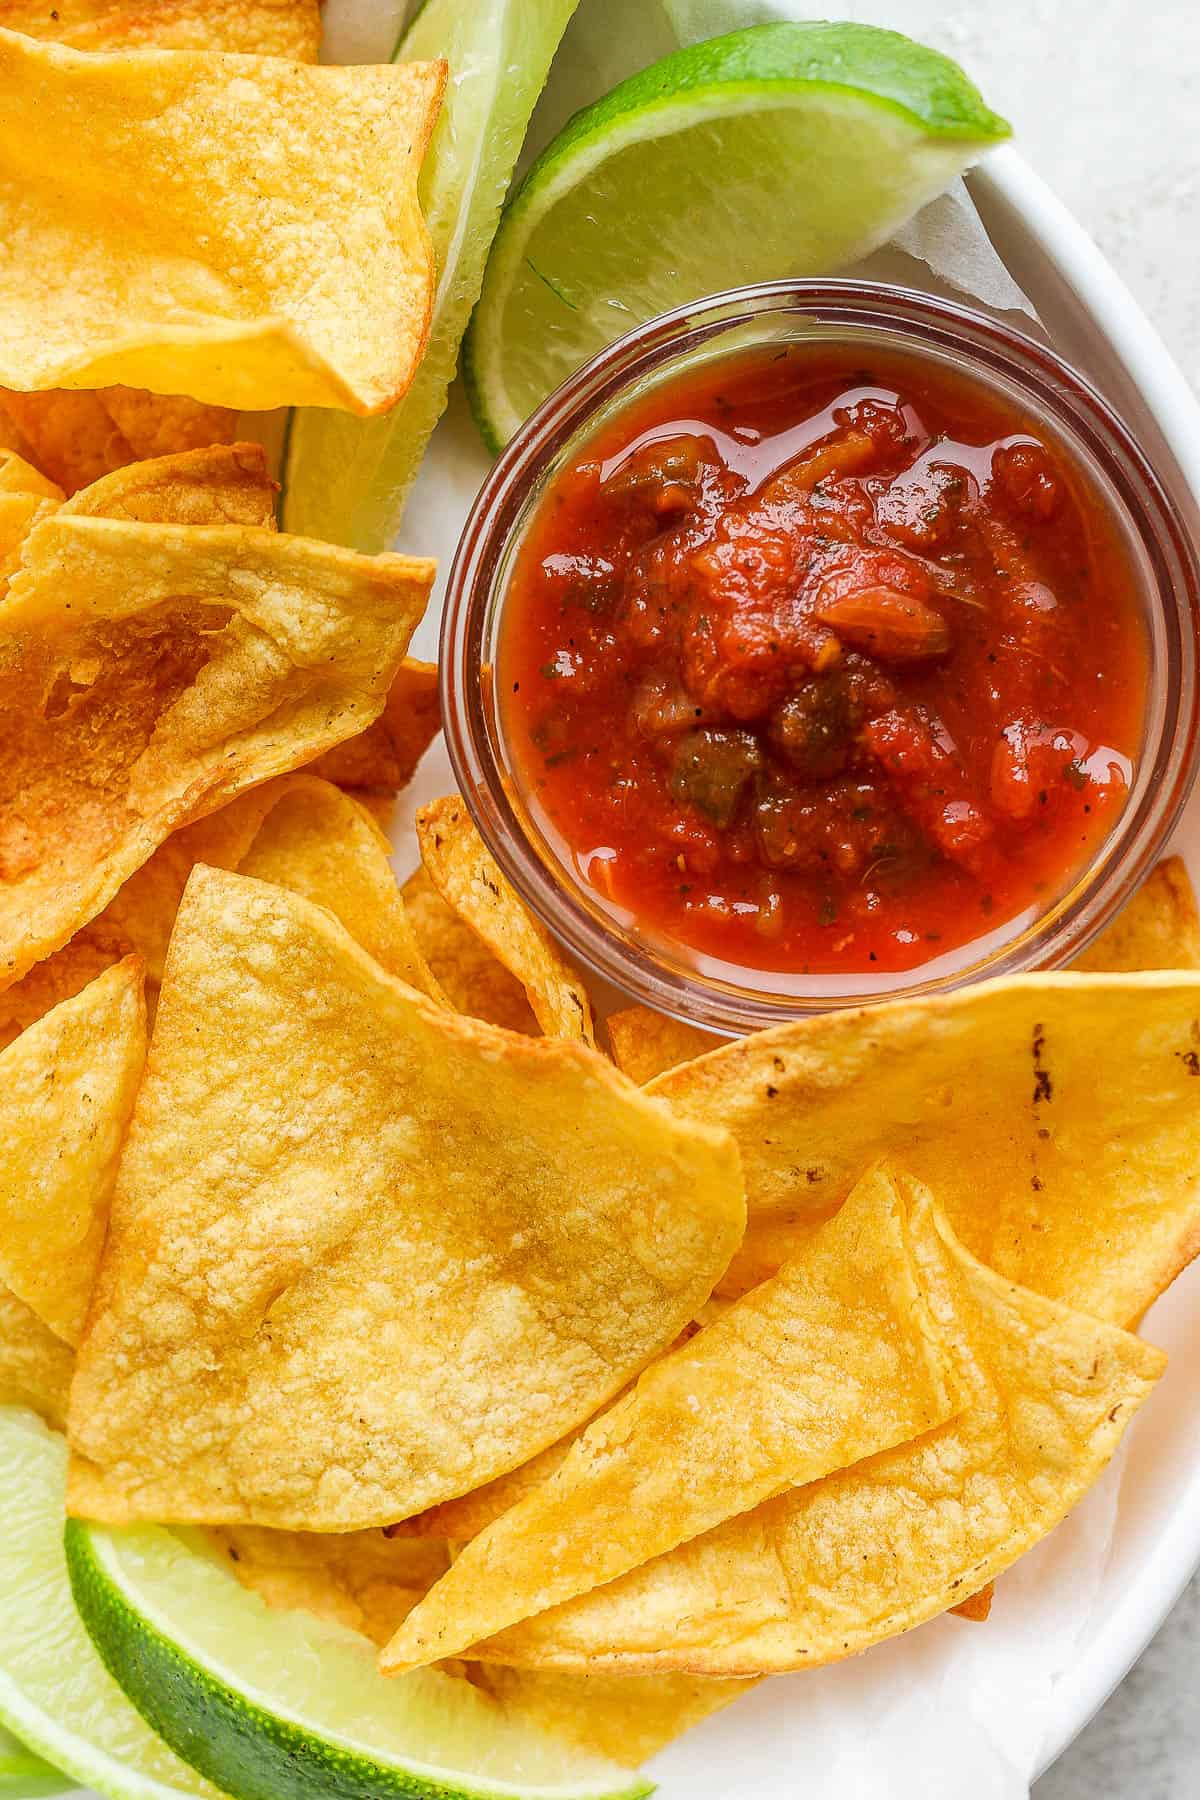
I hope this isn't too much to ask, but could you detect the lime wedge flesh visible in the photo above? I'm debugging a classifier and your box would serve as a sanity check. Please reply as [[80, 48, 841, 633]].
[[0, 1724, 72, 1797], [465, 19, 1011, 450], [0, 1406, 221, 1800], [65, 1515, 651, 1800], [280, 0, 580, 550]]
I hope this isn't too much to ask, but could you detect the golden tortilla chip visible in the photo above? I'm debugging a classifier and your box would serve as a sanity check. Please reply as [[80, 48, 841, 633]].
[[1074, 857, 1200, 973], [310, 660, 441, 794], [0, 1284, 75, 1428], [952, 1585, 994, 1623], [402, 866, 538, 1035], [472, 1184, 1163, 1674], [0, 446, 61, 497], [0, 388, 134, 492], [0, 32, 444, 415], [61, 440, 276, 526], [210, 1527, 449, 1647], [239, 777, 445, 1002], [0, 921, 134, 1051], [100, 388, 238, 465], [417, 798, 594, 1042], [0, 959, 145, 1345], [0, 0, 321, 57], [381, 1165, 960, 1673], [650, 972, 1200, 1326], [0, 488, 56, 584], [0, 511, 432, 988], [67, 868, 744, 1530], [472, 1666, 756, 1770], [607, 1008, 716, 1085]]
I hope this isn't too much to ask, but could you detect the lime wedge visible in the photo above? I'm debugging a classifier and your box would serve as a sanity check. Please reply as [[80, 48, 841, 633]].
[[280, 0, 580, 550], [465, 20, 1011, 449], [65, 1515, 651, 1800], [0, 1407, 220, 1800], [0, 1725, 71, 1798]]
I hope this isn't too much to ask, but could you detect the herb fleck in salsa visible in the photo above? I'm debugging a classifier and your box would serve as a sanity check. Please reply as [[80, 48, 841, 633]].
[[499, 344, 1146, 978]]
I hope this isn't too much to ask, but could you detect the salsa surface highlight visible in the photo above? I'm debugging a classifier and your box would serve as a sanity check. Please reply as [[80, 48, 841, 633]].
[[499, 343, 1147, 980]]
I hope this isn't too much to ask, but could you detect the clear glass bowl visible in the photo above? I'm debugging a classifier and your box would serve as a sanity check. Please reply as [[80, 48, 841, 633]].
[[441, 280, 1200, 1035]]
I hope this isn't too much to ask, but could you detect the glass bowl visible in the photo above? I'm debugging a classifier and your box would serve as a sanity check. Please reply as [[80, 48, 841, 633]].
[[441, 280, 1200, 1035]]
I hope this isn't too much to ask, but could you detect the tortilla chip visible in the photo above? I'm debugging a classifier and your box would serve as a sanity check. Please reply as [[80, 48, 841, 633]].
[[66, 868, 744, 1530], [1074, 857, 1200, 972], [239, 777, 445, 1002], [100, 388, 238, 464], [0, 512, 432, 988], [952, 1585, 994, 1623], [0, 488, 56, 584], [608, 1008, 717, 1085], [381, 1166, 960, 1673], [0, 921, 135, 1051], [417, 798, 594, 1042], [0, 1285, 75, 1428], [472, 1666, 756, 1769], [61, 440, 277, 526], [210, 1527, 449, 1647], [0, 0, 321, 58], [650, 972, 1200, 1327], [403, 866, 538, 1035], [0, 32, 445, 416], [0, 446, 61, 498], [0, 389, 134, 491], [0, 959, 145, 1346], [472, 1185, 1164, 1674], [310, 660, 441, 794]]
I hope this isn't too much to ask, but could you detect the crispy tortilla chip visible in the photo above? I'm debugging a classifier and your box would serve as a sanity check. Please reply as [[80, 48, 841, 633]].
[[0, 1285, 75, 1428], [310, 660, 440, 793], [0, 960, 145, 1346], [403, 866, 538, 1035], [650, 972, 1200, 1326], [608, 1007, 717, 1085], [0, 512, 432, 988], [952, 1585, 994, 1623], [417, 798, 594, 1042], [0, 921, 134, 1051], [0, 446, 61, 498], [0, 0, 321, 57], [100, 388, 238, 465], [0, 488, 56, 584], [1074, 857, 1200, 973], [61, 441, 276, 526], [239, 777, 445, 1002], [0, 33, 444, 416], [67, 868, 744, 1529], [472, 1666, 756, 1770], [0, 389, 134, 492], [210, 1527, 449, 1647], [473, 1185, 1163, 1674], [382, 1166, 960, 1673]]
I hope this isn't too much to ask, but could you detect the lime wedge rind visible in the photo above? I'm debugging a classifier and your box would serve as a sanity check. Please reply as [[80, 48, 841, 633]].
[[464, 19, 1011, 450], [0, 1725, 72, 1798], [280, 0, 580, 550], [65, 1518, 652, 1800], [0, 1408, 218, 1800]]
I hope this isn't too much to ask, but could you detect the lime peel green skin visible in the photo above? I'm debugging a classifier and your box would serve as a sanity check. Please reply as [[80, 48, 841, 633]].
[[463, 19, 1012, 453], [64, 1524, 652, 1800]]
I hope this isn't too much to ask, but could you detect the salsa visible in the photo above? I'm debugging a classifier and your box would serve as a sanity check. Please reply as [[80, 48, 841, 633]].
[[499, 343, 1147, 980]]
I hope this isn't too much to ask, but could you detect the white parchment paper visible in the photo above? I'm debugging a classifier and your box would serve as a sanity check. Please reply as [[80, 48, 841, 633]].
[[317, 4, 1139, 1795]]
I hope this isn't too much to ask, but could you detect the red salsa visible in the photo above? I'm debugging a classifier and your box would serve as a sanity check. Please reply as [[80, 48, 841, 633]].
[[499, 344, 1147, 980]]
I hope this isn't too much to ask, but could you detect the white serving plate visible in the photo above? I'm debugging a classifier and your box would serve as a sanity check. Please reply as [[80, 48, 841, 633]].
[[389, 145, 1200, 1797]]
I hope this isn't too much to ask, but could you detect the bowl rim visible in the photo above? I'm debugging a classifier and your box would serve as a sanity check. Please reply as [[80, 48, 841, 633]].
[[441, 273, 1200, 1034]]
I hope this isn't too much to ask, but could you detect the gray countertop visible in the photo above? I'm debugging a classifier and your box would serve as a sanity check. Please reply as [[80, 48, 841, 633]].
[[878, 1, 1199, 1792]]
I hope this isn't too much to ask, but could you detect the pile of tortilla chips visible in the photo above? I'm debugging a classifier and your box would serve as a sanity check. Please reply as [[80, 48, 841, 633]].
[[0, 0, 1196, 1783]]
